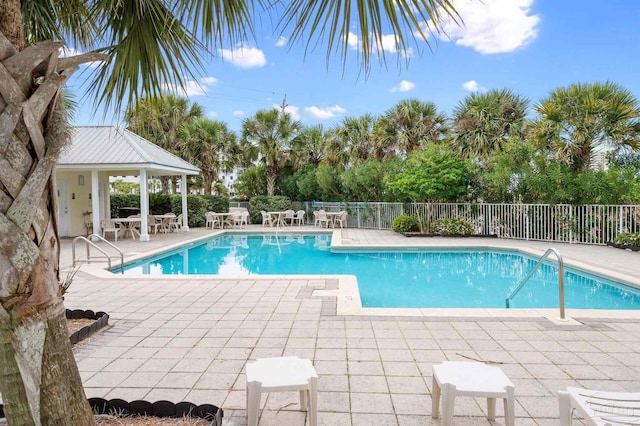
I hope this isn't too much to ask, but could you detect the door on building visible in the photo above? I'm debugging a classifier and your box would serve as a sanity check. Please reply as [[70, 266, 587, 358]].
[[57, 179, 71, 237]]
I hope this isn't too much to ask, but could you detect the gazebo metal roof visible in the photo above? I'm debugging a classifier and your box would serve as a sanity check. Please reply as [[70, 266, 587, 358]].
[[57, 126, 199, 175]]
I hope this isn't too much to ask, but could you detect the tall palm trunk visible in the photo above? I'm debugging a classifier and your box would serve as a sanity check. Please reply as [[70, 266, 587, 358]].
[[0, 31, 104, 425]]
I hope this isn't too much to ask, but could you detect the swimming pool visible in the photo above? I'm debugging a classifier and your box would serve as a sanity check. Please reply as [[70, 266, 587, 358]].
[[118, 234, 640, 309]]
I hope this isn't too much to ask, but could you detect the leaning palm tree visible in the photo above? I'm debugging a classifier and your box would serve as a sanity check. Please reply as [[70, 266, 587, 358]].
[[0, 1, 460, 424], [242, 108, 302, 195]]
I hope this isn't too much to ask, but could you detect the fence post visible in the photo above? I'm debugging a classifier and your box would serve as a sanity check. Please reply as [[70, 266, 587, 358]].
[[377, 204, 381, 230]]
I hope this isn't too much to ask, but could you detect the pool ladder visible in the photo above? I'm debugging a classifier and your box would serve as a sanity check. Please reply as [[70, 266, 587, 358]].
[[72, 234, 124, 273], [505, 248, 566, 320]]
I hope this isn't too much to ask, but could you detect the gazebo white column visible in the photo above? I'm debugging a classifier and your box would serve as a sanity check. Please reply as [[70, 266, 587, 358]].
[[181, 173, 189, 231], [139, 168, 150, 241], [90, 170, 100, 239]]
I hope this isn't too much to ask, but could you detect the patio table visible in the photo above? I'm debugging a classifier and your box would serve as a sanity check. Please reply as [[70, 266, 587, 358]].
[[267, 211, 287, 227], [112, 217, 142, 240], [153, 214, 176, 233]]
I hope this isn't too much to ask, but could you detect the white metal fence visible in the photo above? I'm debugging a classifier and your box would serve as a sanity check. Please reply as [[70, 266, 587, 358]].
[[299, 202, 640, 245]]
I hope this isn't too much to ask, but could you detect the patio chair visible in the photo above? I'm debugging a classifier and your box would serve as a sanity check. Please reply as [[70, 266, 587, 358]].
[[228, 212, 243, 228], [316, 210, 331, 228], [240, 210, 250, 226], [559, 386, 640, 425], [283, 209, 295, 225], [334, 211, 348, 228], [169, 214, 183, 232], [100, 219, 120, 241], [261, 210, 272, 227], [294, 210, 305, 225], [147, 215, 160, 234], [313, 210, 319, 226], [205, 212, 219, 229]]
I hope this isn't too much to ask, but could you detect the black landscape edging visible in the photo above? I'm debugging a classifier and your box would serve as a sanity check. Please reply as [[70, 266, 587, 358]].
[[66, 309, 109, 345], [606, 242, 640, 252], [89, 398, 223, 424], [399, 232, 498, 238], [0, 399, 223, 424]]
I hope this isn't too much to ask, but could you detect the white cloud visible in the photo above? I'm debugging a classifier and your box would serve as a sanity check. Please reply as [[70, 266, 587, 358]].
[[346, 31, 413, 57], [275, 36, 288, 47], [163, 76, 217, 97], [201, 76, 218, 85], [346, 32, 360, 49], [233, 110, 245, 117], [462, 80, 487, 92], [207, 111, 219, 118], [219, 45, 267, 68], [423, 0, 539, 54], [272, 104, 301, 120], [390, 80, 415, 92], [304, 105, 347, 120]]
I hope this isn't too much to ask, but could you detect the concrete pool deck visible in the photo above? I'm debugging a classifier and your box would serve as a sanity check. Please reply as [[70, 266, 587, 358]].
[[59, 226, 640, 425]]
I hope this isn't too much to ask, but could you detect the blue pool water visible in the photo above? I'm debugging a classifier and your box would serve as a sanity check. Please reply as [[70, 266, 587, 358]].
[[118, 234, 640, 309]]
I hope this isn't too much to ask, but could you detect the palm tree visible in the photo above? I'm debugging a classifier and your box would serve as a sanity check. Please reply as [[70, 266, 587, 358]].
[[126, 95, 204, 191], [242, 108, 302, 195], [528, 81, 640, 171], [183, 119, 237, 194], [450, 89, 529, 160], [372, 98, 448, 158], [336, 114, 377, 166], [291, 125, 328, 169], [0, 1, 459, 423]]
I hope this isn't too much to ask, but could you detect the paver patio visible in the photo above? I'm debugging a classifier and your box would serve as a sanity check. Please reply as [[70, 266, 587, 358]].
[[58, 226, 640, 425]]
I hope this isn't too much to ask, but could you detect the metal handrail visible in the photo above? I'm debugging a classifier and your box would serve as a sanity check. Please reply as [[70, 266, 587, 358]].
[[506, 248, 566, 320], [72, 234, 124, 273]]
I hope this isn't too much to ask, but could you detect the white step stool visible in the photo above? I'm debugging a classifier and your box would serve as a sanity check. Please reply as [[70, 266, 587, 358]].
[[246, 356, 318, 426], [432, 361, 515, 426]]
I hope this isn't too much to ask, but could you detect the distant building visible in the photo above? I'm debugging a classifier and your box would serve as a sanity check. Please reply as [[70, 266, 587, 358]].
[[220, 167, 244, 197], [590, 146, 613, 171]]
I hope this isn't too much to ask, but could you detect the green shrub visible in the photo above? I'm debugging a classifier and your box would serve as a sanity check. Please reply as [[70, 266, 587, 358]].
[[249, 196, 292, 223], [110, 194, 140, 217], [431, 217, 474, 235], [613, 232, 640, 246], [149, 193, 172, 214], [392, 215, 420, 232], [170, 194, 229, 227]]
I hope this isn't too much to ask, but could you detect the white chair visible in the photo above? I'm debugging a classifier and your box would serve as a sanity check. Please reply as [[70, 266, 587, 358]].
[[240, 211, 250, 226], [334, 211, 348, 228], [100, 219, 120, 241], [205, 212, 219, 229], [246, 356, 318, 426], [261, 210, 272, 227], [432, 361, 515, 426], [313, 211, 319, 227], [294, 210, 305, 226], [316, 210, 331, 228], [147, 215, 160, 234], [559, 386, 640, 425], [169, 214, 183, 232], [283, 209, 295, 225]]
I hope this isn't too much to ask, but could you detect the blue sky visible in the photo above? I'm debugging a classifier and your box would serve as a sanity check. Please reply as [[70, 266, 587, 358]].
[[69, 0, 640, 133]]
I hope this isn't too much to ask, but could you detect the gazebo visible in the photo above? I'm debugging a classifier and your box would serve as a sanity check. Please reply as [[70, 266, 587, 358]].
[[55, 126, 200, 241]]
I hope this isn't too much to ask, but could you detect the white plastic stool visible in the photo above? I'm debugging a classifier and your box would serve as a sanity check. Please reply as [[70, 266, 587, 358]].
[[432, 361, 515, 426], [246, 356, 318, 426]]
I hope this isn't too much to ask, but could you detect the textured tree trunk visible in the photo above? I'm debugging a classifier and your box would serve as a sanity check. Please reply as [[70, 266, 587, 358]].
[[266, 170, 277, 196], [0, 31, 106, 425]]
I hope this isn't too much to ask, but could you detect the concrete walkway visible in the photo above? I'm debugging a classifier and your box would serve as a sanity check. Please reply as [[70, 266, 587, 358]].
[[61, 227, 640, 425]]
